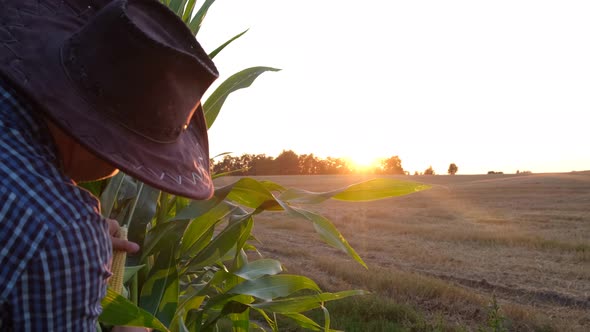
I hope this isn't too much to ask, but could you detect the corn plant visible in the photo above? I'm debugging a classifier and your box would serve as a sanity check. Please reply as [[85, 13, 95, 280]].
[[94, 1, 432, 331]]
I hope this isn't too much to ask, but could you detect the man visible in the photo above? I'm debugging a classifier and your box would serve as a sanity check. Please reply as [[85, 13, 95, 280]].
[[0, 0, 218, 330]]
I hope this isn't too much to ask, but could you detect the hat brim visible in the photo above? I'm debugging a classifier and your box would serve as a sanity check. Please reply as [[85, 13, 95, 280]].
[[2, 2, 213, 200]]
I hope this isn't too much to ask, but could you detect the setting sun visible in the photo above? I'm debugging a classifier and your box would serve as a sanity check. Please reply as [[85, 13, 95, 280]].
[[203, 0, 590, 175], [346, 154, 380, 172]]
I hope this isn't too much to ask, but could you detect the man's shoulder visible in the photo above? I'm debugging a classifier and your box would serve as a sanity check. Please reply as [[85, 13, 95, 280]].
[[0, 143, 101, 229], [0, 78, 101, 230]]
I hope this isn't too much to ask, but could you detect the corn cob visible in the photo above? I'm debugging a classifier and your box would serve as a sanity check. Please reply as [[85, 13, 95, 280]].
[[109, 225, 128, 294]]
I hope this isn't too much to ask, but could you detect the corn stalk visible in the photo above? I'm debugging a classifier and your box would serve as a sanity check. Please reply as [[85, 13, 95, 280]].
[[94, 1, 431, 331]]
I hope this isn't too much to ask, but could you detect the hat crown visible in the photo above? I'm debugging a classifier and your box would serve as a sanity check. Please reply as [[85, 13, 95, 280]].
[[0, 0, 217, 199], [62, 0, 218, 143]]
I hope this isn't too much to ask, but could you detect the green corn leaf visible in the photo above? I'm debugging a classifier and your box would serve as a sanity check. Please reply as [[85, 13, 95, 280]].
[[184, 310, 203, 332], [170, 198, 220, 221], [214, 177, 282, 210], [199, 294, 254, 329], [180, 201, 235, 257], [168, 0, 187, 15], [140, 199, 219, 262], [203, 67, 280, 129], [233, 259, 283, 280], [177, 316, 190, 332], [182, 226, 215, 261], [231, 212, 255, 270], [321, 305, 331, 332], [174, 196, 191, 214], [234, 248, 249, 271], [99, 288, 169, 331], [204, 293, 255, 311], [141, 219, 190, 261], [201, 299, 251, 330], [252, 308, 278, 331], [127, 185, 161, 265], [275, 199, 367, 268], [229, 307, 250, 332], [212, 167, 250, 179], [279, 312, 322, 331], [209, 29, 248, 59], [123, 265, 146, 283], [169, 290, 206, 332], [222, 301, 250, 316], [251, 290, 368, 313], [182, 214, 253, 271], [211, 151, 233, 159], [155, 192, 171, 224], [333, 178, 431, 201], [279, 178, 431, 204], [260, 180, 287, 193], [139, 249, 179, 327], [181, 0, 198, 23], [117, 175, 140, 205], [99, 172, 125, 218], [228, 275, 321, 301], [78, 178, 106, 197], [188, 0, 215, 35]]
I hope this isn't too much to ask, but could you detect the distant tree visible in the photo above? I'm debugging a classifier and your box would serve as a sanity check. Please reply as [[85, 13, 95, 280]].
[[276, 150, 300, 175], [424, 166, 435, 175], [319, 157, 351, 175], [236, 154, 255, 175], [379, 156, 404, 174], [212, 155, 240, 174], [212, 152, 413, 176], [448, 163, 458, 175], [414, 171, 420, 176], [249, 154, 276, 175], [298, 153, 320, 175]]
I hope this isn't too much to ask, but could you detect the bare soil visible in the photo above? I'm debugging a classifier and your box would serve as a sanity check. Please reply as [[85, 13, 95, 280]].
[[215, 172, 590, 331]]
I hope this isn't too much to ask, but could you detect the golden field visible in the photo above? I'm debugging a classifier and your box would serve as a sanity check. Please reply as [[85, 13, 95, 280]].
[[215, 172, 590, 331]]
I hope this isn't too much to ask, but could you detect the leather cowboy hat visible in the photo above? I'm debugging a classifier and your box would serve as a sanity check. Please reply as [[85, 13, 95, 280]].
[[0, 0, 219, 200]]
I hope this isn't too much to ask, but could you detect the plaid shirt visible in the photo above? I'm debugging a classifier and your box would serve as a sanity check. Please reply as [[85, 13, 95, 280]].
[[0, 79, 112, 331]]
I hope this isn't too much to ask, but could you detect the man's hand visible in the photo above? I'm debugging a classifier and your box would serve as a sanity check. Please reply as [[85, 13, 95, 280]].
[[106, 218, 140, 253], [106, 220, 145, 332]]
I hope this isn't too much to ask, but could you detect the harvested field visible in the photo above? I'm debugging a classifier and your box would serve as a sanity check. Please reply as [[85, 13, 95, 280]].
[[215, 172, 590, 331]]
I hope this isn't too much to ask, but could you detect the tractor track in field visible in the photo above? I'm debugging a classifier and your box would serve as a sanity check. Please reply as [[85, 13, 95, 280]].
[[415, 269, 590, 309]]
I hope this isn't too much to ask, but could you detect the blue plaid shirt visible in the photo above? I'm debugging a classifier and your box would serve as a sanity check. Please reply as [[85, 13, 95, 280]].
[[0, 79, 112, 331]]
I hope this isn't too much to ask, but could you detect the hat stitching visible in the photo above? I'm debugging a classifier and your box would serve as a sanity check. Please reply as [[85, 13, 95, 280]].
[[72, 129, 210, 188], [124, 159, 208, 187]]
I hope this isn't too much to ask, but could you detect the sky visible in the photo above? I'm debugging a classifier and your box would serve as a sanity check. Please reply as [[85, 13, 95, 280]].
[[197, 0, 590, 175]]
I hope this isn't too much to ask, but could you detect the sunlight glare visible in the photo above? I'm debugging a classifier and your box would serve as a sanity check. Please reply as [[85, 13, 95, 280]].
[[347, 153, 380, 172]]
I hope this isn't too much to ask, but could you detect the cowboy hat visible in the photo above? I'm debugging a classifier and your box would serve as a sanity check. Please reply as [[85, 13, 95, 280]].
[[0, 0, 219, 200]]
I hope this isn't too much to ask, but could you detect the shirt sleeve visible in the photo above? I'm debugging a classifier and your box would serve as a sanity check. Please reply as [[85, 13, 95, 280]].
[[4, 216, 112, 331]]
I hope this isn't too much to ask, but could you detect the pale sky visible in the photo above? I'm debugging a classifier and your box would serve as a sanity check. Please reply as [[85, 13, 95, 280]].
[[197, 0, 590, 175]]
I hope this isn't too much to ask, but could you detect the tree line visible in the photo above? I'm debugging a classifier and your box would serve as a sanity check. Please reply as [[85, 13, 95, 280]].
[[211, 150, 406, 176]]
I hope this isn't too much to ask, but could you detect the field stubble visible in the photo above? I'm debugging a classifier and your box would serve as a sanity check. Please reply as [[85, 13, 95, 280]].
[[215, 172, 590, 331]]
